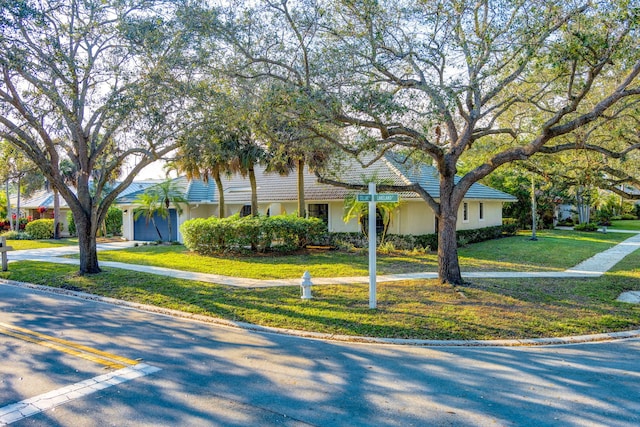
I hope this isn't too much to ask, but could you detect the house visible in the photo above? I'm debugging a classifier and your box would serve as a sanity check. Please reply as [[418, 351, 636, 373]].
[[11, 181, 160, 236], [116, 154, 517, 242]]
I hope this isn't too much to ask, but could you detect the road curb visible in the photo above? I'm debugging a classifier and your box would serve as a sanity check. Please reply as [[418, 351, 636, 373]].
[[3, 278, 640, 347]]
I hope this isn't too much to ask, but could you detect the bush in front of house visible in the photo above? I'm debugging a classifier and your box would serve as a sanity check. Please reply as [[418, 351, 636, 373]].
[[181, 214, 325, 254], [315, 232, 368, 249], [556, 218, 574, 226], [259, 214, 326, 251], [67, 211, 76, 236], [24, 218, 54, 239], [456, 225, 506, 246], [316, 224, 515, 252], [0, 230, 32, 240], [105, 206, 123, 236], [574, 222, 599, 232], [501, 218, 519, 235]]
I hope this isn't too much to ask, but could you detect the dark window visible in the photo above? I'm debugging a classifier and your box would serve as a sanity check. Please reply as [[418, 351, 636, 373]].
[[308, 203, 329, 224], [361, 208, 385, 234], [463, 202, 469, 222], [240, 205, 252, 217], [479, 202, 484, 220]]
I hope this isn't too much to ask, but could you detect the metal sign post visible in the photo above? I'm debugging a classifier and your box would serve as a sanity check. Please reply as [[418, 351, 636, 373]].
[[368, 182, 377, 309], [355, 185, 399, 309]]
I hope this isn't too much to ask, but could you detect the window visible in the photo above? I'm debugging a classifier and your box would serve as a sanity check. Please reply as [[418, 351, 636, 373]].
[[360, 208, 385, 234], [463, 202, 469, 222], [240, 205, 252, 217], [479, 202, 484, 221], [308, 203, 329, 225]]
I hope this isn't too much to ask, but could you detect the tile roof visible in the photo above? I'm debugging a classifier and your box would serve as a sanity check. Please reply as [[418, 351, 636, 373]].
[[115, 153, 517, 204], [14, 181, 162, 209]]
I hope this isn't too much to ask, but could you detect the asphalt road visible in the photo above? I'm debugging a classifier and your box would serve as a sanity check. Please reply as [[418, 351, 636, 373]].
[[1, 283, 639, 427]]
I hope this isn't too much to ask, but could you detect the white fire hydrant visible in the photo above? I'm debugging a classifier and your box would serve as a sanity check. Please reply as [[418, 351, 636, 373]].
[[301, 271, 313, 299]]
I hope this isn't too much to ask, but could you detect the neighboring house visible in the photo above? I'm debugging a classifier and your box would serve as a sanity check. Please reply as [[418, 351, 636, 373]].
[[116, 154, 517, 242], [9, 189, 72, 235], [12, 181, 161, 237]]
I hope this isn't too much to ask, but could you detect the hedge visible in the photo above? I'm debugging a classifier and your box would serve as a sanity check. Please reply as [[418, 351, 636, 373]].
[[574, 222, 599, 232], [316, 224, 517, 251], [105, 206, 123, 235], [180, 214, 326, 254], [67, 211, 76, 236], [24, 219, 54, 239]]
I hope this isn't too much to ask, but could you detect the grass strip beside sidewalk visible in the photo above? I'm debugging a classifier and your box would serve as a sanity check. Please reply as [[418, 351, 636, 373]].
[[90, 230, 629, 279], [2, 250, 640, 340]]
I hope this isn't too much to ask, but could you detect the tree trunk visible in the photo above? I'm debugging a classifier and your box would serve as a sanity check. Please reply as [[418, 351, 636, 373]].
[[576, 186, 590, 224], [152, 217, 163, 241], [437, 213, 464, 285], [6, 180, 12, 231], [75, 212, 101, 274], [53, 189, 60, 239], [15, 177, 20, 231], [249, 166, 258, 216], [165, 203, 173, 242], [297, 158, 306, 217], [214, 172, 225, 218], [437, 175, 464, 286]]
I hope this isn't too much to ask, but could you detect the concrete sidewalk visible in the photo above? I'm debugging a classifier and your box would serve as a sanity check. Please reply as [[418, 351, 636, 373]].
[[8, 240, 142, 260], [6, 232, 640, 289]]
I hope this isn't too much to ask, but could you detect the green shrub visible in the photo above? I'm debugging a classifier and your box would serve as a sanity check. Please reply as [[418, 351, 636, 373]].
[[414, 233, 438, 251], [502, 218, 519, 235], [457, 226, 505, 246], [1, 230, 32, 240], [105, 206, 123, 235], [181, 214, 325, 254], [67, 211, 76, 236], [315, 232, 368, 248], [316, 225, 508, 252], [574, 222, 598, 232], [24, 219, 54, 239], [378, 241, 396, 254], [621, 213, 638, 220]]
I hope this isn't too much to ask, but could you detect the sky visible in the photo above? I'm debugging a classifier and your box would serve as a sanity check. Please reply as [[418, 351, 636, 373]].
[[129, 159, 171, 181]]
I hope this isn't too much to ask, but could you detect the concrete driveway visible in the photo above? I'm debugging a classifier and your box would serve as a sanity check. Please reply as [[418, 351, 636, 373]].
[[1, 283, 638, 426]]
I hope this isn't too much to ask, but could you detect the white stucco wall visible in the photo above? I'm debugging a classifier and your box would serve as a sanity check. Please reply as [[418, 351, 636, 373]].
[[457, 200, 503, 231], [121, 207, 133, 241], [121, 198, 507, 243], [397, 201, 436, 235]]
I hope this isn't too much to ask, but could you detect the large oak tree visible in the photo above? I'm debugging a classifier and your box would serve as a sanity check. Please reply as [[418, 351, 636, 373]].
[[206, 0, 640, 285], [0, 0, 191, 273]]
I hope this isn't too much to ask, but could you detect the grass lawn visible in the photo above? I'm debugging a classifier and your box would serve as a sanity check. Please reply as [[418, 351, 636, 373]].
[[92, 229, 630, 279], [609, 220, 640, 231], [5, 238, 78, 250], [2, 250, 639, 340]]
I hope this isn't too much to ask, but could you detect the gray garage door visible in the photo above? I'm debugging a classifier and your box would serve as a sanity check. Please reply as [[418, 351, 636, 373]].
[[133, 209, 178, 241]]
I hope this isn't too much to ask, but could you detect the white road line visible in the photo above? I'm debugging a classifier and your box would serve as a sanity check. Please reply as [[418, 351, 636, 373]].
[[0, 363, 160, 425]]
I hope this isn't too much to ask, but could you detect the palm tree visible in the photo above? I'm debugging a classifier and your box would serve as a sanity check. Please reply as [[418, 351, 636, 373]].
[[256, 85, 334, 218], [133, 192, 163, 241], [173, 126, 234, 219], [227, 127, 266, 217], [148, 179, 187, 242], [266, 142, 330, 218], [343, 191, 400, 244]]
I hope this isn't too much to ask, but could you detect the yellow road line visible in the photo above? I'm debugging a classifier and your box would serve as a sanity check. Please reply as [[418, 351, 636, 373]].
[[0, 322, 139, 369]]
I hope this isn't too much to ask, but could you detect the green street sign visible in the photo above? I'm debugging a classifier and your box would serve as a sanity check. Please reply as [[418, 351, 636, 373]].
[[374, 194, 399, 202], [356, 193, 399, 202]]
